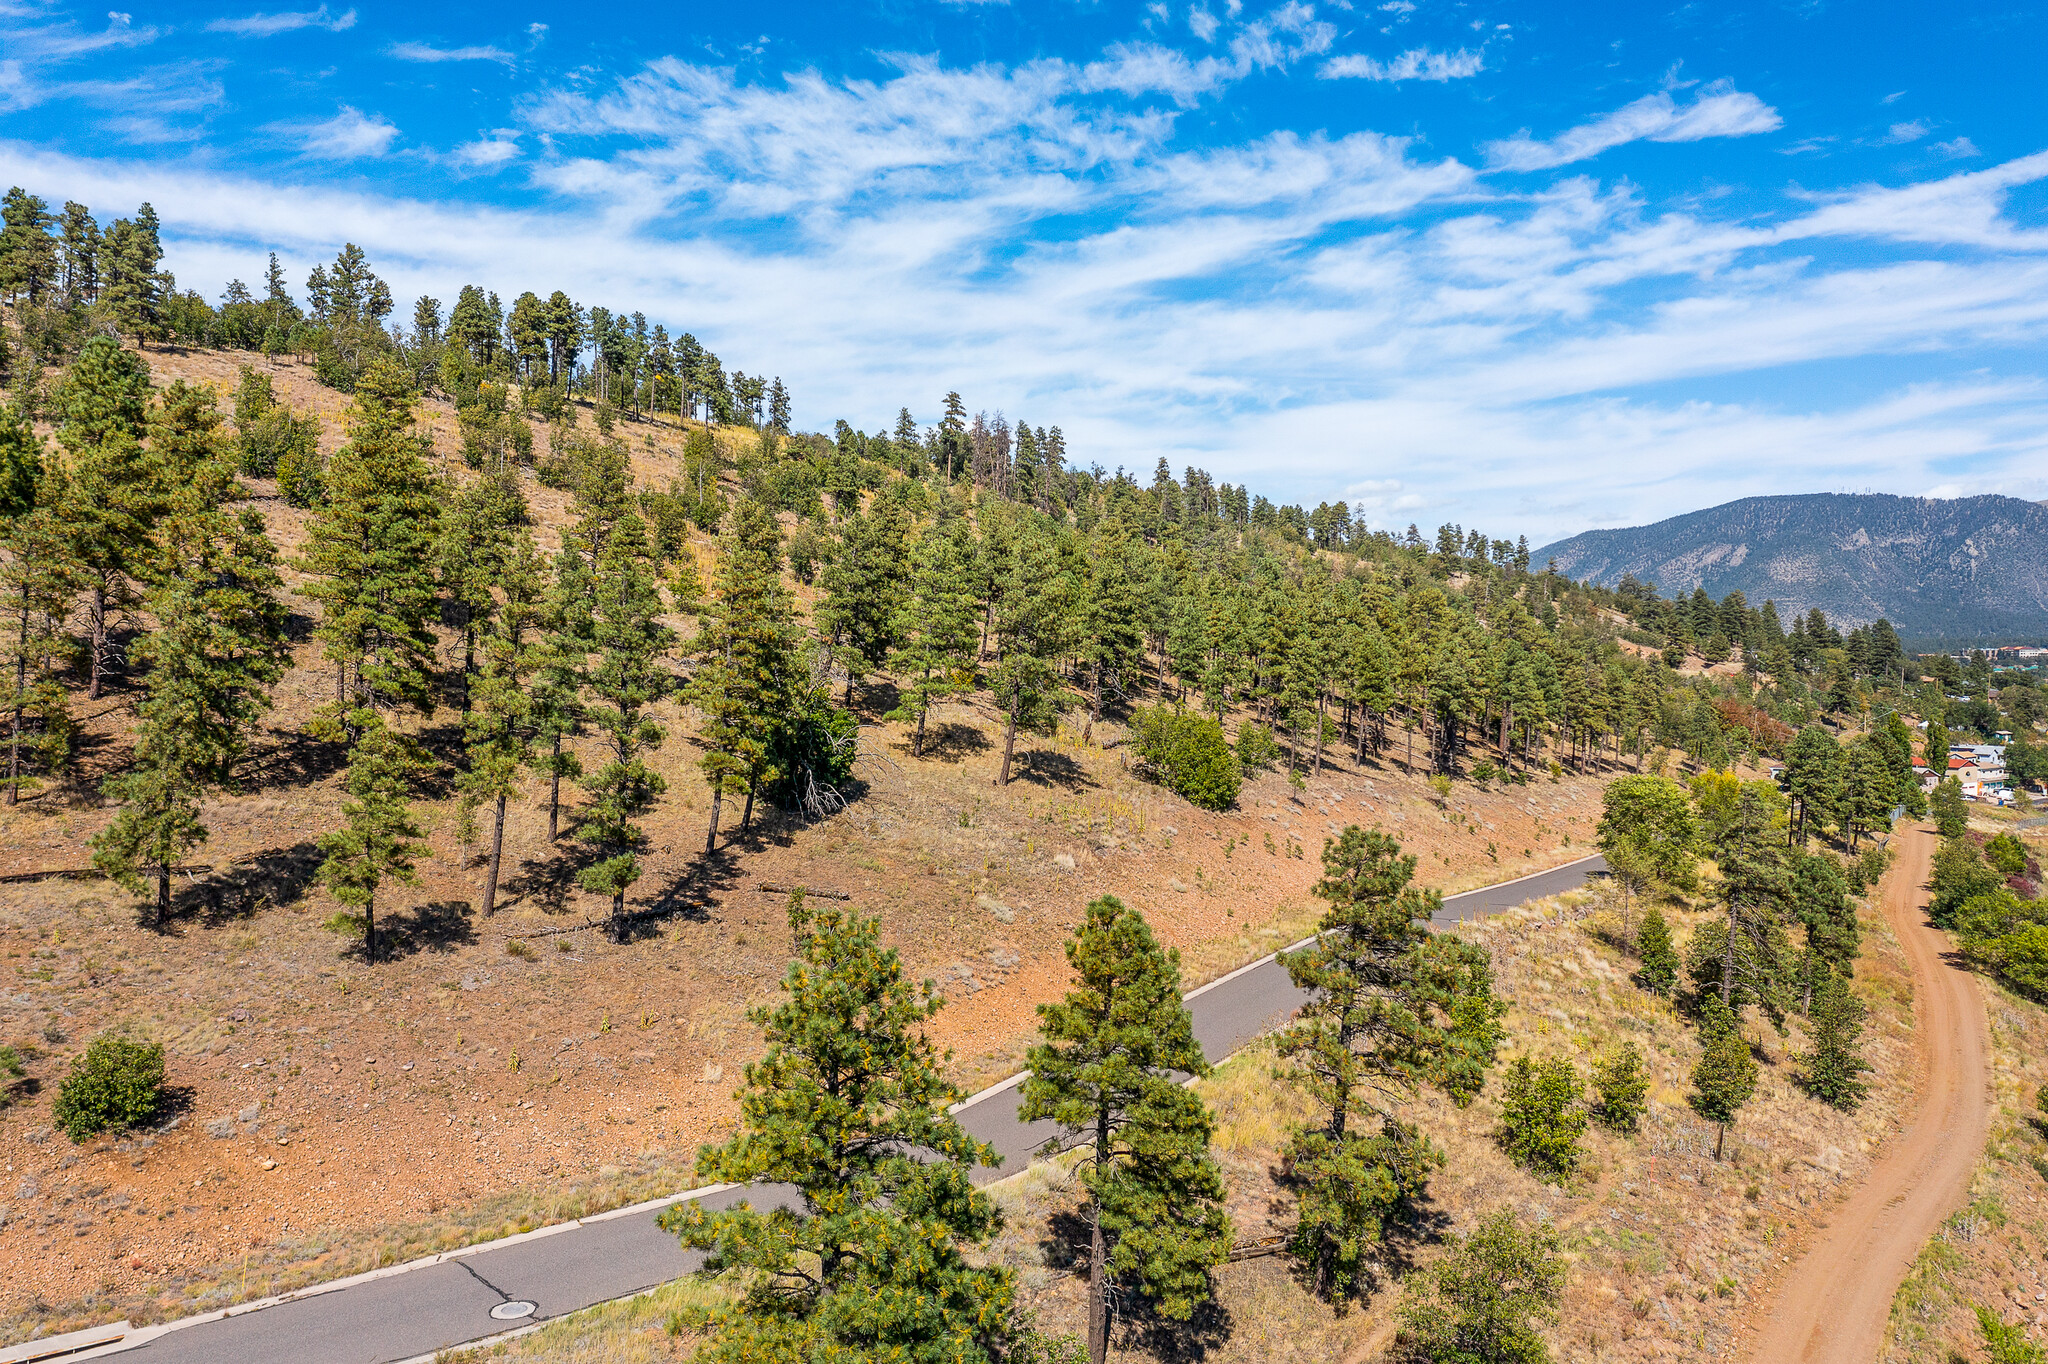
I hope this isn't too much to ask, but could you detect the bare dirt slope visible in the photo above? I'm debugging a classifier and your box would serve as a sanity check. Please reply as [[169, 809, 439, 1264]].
[[1739, 823, 1990, 1363]]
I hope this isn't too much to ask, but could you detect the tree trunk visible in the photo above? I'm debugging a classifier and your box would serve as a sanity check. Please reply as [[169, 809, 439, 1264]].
[[1714, 1123, 1726, 1161], [741, 781, 756, 832], [1722, 902, 1739, 1008], [88, 581, 107, 700], [1088, 1105, 1111, 1364], [612, 887, 626, 942], [8, 602, 24, 805], [548, 736, 563, 840], [365, 895, 377, 965], [997, 705, 1018, 786], [705, 785, 723, 855], [482, 791, 507, 916], [1313, 691, 1326, 776], [156, 860, 170, 928], [912, 702, 927, 759]]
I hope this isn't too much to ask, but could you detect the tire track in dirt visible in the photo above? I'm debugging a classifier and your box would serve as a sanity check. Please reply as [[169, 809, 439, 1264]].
[[1742, 823, 1989, 1364]]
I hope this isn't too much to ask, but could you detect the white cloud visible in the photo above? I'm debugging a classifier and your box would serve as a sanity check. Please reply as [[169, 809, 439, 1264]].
[[285, 105, 400, 158], [1933, 136, 1980, 159], [206, 5, 355, 37], [1320, 47, 1483, 81], [1883, 119, 1928, 144], [389, 40, 515, 65], [14, 48, 2048, 540], [1189, 5, 1218, 41], [1484, 80, 1782, 172]]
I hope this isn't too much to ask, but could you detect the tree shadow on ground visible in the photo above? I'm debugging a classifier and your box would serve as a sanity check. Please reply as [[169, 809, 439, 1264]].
[[922, 722, 992, 761], [502, 838, 604, 915], [241, 729, 347, 790], [375, 900, 478, 959], [185, 841, 324, 927], [1012, 749, 1098, 791], [623, 850, 745, 939]]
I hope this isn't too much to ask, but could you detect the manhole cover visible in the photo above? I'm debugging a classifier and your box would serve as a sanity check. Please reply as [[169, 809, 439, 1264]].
[[490, 1301, 537, 1321]]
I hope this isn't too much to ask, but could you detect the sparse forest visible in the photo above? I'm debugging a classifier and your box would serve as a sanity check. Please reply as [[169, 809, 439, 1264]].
[[2, 189, 2045, 1363]]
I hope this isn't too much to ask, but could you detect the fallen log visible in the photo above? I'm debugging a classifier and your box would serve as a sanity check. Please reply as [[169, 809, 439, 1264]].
[[755, 882, 852, 900]]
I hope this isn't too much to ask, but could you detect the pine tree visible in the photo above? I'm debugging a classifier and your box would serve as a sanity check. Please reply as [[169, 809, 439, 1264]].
[[1931, 775, 1968, 839], [298, 359, 443, 737], [687, 494, 796, 854], [529, 542, 591, 842], [437, 460, 528, 712], [1079, 528, 1145, 742], [988, 519, 1073, 787], [463, 526, 546, 916], [883, 519, 977, 757], [1690, 996, 1758, 1159], [1788, 849, 1858, 1010], [1634, 905, 1678, 996], [1019, 896, 1231, 1364], [1497, 1056, 1587, 1180], [1590, 1041, 1649, 1131], [317, 719, 428, 963], [661, 896, 1012, 1362], [1800, 972, 1870, 1110], [93, 399, 288, 925], [1275, 826, 1505, 1298], [2, 418, 76, 805], [1395, 1207, 1565, 1364], [576, 513, 672, 937], [816, 493, 910, 705], [52, 336, 155, 699], [1710, 784, 1790, 1014]]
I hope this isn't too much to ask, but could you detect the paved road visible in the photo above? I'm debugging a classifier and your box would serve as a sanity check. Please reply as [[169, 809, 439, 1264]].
[[98, 854, 1603, 1364]]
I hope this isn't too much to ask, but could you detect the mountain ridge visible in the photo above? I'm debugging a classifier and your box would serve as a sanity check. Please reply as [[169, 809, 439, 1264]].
[[1532, 492, 2048, 645]]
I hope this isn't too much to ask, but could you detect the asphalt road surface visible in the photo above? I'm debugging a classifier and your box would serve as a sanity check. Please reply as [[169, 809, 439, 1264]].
[[103, 854, 1603, 1364]]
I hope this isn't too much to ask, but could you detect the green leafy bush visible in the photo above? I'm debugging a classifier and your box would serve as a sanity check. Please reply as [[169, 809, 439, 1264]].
[[52, 1032, 165, 1141], [1133, 706, 1241, 810], [1234, 722, 1281, 773], [1396, 1207, 1565, 1363], [0, 1044, 26, 1109], [1497, 1055, 1586, 1180], [1590, 1042, 1649, 1132], [1988, 833, 2030, 878]]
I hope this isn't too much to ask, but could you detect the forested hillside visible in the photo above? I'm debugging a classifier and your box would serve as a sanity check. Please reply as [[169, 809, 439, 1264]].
[[4, 189, 2045, 1363], [1535, 492, 2048, 645]]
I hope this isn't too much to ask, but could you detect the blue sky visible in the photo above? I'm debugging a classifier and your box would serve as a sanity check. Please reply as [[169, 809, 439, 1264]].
[[4, 0, 2046, 542]]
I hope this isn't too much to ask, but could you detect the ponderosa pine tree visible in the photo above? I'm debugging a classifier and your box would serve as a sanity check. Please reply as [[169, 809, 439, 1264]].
[[816, 488, 912, 704], [687, 494, 795, 854], [529, 541, 591, 842], [93, 393, 288, 925], [576, 513, 671, 937], [1690, 995, 1758, 1159], [1842, 738, 1898, 850], [463, 526, 546, 916], [2, 417, 75, 806], [1785, 725, 1843, 846], [1019, 896, 1231, 1364], [1787, 849, 1858, 1011], [1800, 971, 1870, 1110], [1707, 784, 1791, 1016], [317, 719, 427, 963], [883, 518, 977, 758], [1276, 826, 1507, 1298], [989, 520, 1073, 787], [1634, 905, 1678, 996], [298, 358, 442, 738], [661, 895, 1011, 1362], [437, 459, 528, 713], [1079, 527, 1145, 743], [52, 335, 154, 699]]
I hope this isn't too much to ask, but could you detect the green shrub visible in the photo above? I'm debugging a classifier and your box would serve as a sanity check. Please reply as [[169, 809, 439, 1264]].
[[1634, 907, 1678, 996], [1976, 1303, 2048, 1364], [1497, 1055, 1586, 1180], [1132, 706, 1241, 810], [1988, 833, 2030, 878], [1799, 973, 1870, 1110], [1590, 1042, 1649, 1132], [1235, 722, 1281, 772], [52, 1032, 165, 1141], [0, 1044, 25, 1109], [275, 426, 325, 507], [1396, 1207, 1565, 1363]]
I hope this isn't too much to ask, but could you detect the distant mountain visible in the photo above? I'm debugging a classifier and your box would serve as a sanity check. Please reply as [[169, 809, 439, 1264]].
[[1533, 493, 2048, 646]]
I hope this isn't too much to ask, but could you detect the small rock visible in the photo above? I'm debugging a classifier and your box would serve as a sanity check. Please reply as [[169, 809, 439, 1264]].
[[205, 1117, 234, 1140], [1169, 878, 1190, 893], [1161, 826, 1178, 837], [259, 1159, 276, 1171], [976, 894, 1015, 924]]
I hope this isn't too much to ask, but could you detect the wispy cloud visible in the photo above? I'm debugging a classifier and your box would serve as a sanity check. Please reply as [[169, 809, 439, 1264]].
[[206, 5, 355, 37], [1320, 47, 1483, 81], [389, 40, 515, 65], [1883, 119, 1928, 144], [1483, 80, 1782, 171], [278, 105, 400, 158], [450, 130, 521, 169], [1933, 136, 1980, 159]]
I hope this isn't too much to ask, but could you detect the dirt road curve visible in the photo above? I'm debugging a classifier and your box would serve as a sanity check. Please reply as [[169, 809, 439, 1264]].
[[1743, 824, 1990, 1364]]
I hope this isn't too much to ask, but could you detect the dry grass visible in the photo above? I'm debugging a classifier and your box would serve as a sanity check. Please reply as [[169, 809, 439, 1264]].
[[435, 1277, 734, 1363]]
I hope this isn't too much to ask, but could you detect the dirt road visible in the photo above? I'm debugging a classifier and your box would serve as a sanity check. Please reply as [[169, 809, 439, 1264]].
[[1743, 824, 1990, 1364]]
